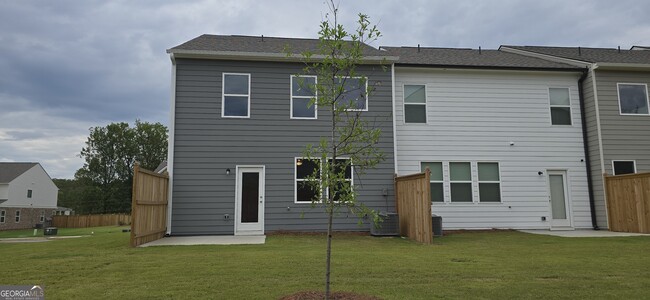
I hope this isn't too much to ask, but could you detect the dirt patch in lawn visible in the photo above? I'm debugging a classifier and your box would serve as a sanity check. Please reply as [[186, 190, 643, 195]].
[[279, 291, 381, 300]]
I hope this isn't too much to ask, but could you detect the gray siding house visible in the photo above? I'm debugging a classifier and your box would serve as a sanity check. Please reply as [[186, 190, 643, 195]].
[[382, 46, 592, 230], [166, 35, 397, 235], [501, 46, 650, 229]]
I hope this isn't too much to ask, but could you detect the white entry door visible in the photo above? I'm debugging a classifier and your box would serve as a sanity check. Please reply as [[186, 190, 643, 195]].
[[547, 171, 572, 229], [235, 166, 265, 235]]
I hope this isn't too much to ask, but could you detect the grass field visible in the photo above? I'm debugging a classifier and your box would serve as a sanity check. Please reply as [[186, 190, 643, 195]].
[[1, 227, 649, 299]]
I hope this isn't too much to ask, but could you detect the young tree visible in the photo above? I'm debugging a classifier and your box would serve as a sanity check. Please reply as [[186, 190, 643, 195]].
[[291, 2, 387, 298]]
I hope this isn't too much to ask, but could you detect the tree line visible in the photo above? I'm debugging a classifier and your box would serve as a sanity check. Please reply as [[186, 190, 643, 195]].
[[55, 120, 167, 214]]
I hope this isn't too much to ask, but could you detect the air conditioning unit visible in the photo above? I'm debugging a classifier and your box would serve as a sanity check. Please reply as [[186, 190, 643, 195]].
[[370, 212, 399, 236]]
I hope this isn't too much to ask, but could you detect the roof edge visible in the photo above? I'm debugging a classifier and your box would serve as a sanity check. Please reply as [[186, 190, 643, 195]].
[[499, 46, 592, 67], [167, 49, 399, 63], [394, 63, 586, 72]]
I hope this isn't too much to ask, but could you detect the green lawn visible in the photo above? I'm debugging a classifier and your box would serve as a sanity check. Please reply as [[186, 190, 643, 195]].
[[1, 227, 649, 299]]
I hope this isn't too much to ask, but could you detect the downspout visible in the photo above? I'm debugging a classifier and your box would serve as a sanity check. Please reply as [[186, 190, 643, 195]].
[[577, 68, 599, 230]]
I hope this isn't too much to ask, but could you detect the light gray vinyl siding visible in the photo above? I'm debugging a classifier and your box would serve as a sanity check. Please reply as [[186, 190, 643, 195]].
[[171, 59, 395, 235], [593, 70, 650, 228], [395, 68, 590, 229]]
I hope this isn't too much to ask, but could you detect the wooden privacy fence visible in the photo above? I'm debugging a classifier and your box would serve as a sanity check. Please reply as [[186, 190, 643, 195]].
[[604, 172, 650, 234], [395, 169, 433, 244], [52, 214, 131, 228], [130, 163, 169, 247]]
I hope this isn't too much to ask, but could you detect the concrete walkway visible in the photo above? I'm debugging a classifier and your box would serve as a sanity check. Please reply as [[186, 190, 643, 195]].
[[519, 229, 650, 237], [140, 235, 266, 247]]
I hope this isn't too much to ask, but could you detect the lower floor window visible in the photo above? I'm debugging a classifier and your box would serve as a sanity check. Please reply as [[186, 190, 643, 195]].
[[295, 157, 352, 203], [420, 161, 502, 203], [0, 210, 5, 223], [40, 211, 45, 223], [15, 210, 20, 223], [612, 160, 636, 175]]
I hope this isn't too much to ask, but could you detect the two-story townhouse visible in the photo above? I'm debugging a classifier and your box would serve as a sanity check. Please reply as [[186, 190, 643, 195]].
[[0, 162, 58, 230], [382, 46, 593, 230], [166, 35, 398, 236], [501, 46, 650, 229]]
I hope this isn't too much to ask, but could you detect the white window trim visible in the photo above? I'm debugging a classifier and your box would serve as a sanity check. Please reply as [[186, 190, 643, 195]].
[[477, 161, 502, 203], [39, 211, 45, 223], [294, 157, 353, 204], [449, 161, 473, 203], [420, 161, 443, 203], [403, 84, 428, 125], [290, 75, 318, 120], [221, 73, 251, 118], [339, 76, 369, 112], [616, 83, 650, 116], [612, 160, 637, 175], [0, 210, 5, 223], [15, 210, 20, 223], [548, 87, 573, 126]]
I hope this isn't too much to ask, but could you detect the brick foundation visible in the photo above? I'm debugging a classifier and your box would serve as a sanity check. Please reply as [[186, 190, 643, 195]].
[[0, 207, 57, 231]]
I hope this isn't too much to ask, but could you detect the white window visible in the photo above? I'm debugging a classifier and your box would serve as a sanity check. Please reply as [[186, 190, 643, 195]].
[[404, 85, 426, 123], [549, 88, 572, 125], [291, 75, 317, 119], [295, 158, 320, 203], [421, 162, 443, 202], [612, 160, 636, 175], [222, 73, 251, 118], [335, 76, 368, 111], [294, 157, 352, 203], [617, 83, 649, 115], [449, 162, 472, 202], [15, 210, 20, 223], [478, 162, 501, 202], [0, 210, 5, 223], [40, 211, 45, 223]]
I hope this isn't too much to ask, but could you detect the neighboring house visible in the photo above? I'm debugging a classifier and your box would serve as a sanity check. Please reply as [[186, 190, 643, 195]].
[[0, 162, 59, 230], [166, 35, 397, 236], [500, 46, 650, 229], [154, 161, 168, 174], [381, 46, 593, 230], [55, 206, 74, 216]]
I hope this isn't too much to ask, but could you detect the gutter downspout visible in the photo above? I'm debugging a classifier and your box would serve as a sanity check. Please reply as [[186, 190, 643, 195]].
[[577, 68, 599, 230]]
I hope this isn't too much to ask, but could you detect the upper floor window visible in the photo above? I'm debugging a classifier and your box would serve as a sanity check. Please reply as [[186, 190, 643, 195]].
[[335, 77, 368, 111], [27, 189, 32, 198], [404, 85, 426, 123], [617, 83, 649, 115], [549, 88, 572, 125], [291, 75, 317, 119], [612, 160, 636, 175], [222, 73, 251, 118]]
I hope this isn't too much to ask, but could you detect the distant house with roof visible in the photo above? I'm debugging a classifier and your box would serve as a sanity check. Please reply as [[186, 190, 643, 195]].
[[500, 46, 650, 229], [0, 162, 59, 230], [381, 46, 591, 230]]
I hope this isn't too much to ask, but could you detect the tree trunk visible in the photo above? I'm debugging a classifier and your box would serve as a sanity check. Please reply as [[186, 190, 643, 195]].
[[325, 204, 334, 299]]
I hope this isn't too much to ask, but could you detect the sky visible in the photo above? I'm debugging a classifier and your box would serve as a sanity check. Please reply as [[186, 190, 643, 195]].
[[1, 0, 649, 179]]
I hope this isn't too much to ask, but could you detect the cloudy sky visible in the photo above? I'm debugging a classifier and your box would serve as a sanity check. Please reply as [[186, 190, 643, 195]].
[[1, 0, 649, 178]]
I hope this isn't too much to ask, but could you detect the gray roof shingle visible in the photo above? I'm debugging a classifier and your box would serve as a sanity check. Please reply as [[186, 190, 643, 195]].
[[502, 46, 650, 64], [169, 34, 390, 57], [0, 162, 37, 184], [381, 46, 581, 70]]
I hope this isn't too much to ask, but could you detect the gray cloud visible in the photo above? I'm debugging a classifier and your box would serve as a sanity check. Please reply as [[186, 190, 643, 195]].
[[0, 0, 649, 178]]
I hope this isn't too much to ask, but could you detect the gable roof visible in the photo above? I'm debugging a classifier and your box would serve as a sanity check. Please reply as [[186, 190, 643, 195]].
[[380, 46, 582, 71], [168, 34, 397, 62], [501, 45, 650, 64], [0, 162, 37, 184]]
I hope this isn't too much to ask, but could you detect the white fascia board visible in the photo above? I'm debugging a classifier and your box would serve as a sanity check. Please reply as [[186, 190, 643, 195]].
[[499, 47, 591, 68], [167, 49, 399, 64], [594, 62, 650, 71]]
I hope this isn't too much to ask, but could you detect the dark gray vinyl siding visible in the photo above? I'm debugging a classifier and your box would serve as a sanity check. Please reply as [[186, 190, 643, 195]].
[[171, 59, 395, 235], [592, 70, 650, 228]]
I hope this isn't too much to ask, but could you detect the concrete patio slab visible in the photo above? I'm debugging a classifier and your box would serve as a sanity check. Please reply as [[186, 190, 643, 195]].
[[139, 235, 266, 247], [519, 229, 650, 237]]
